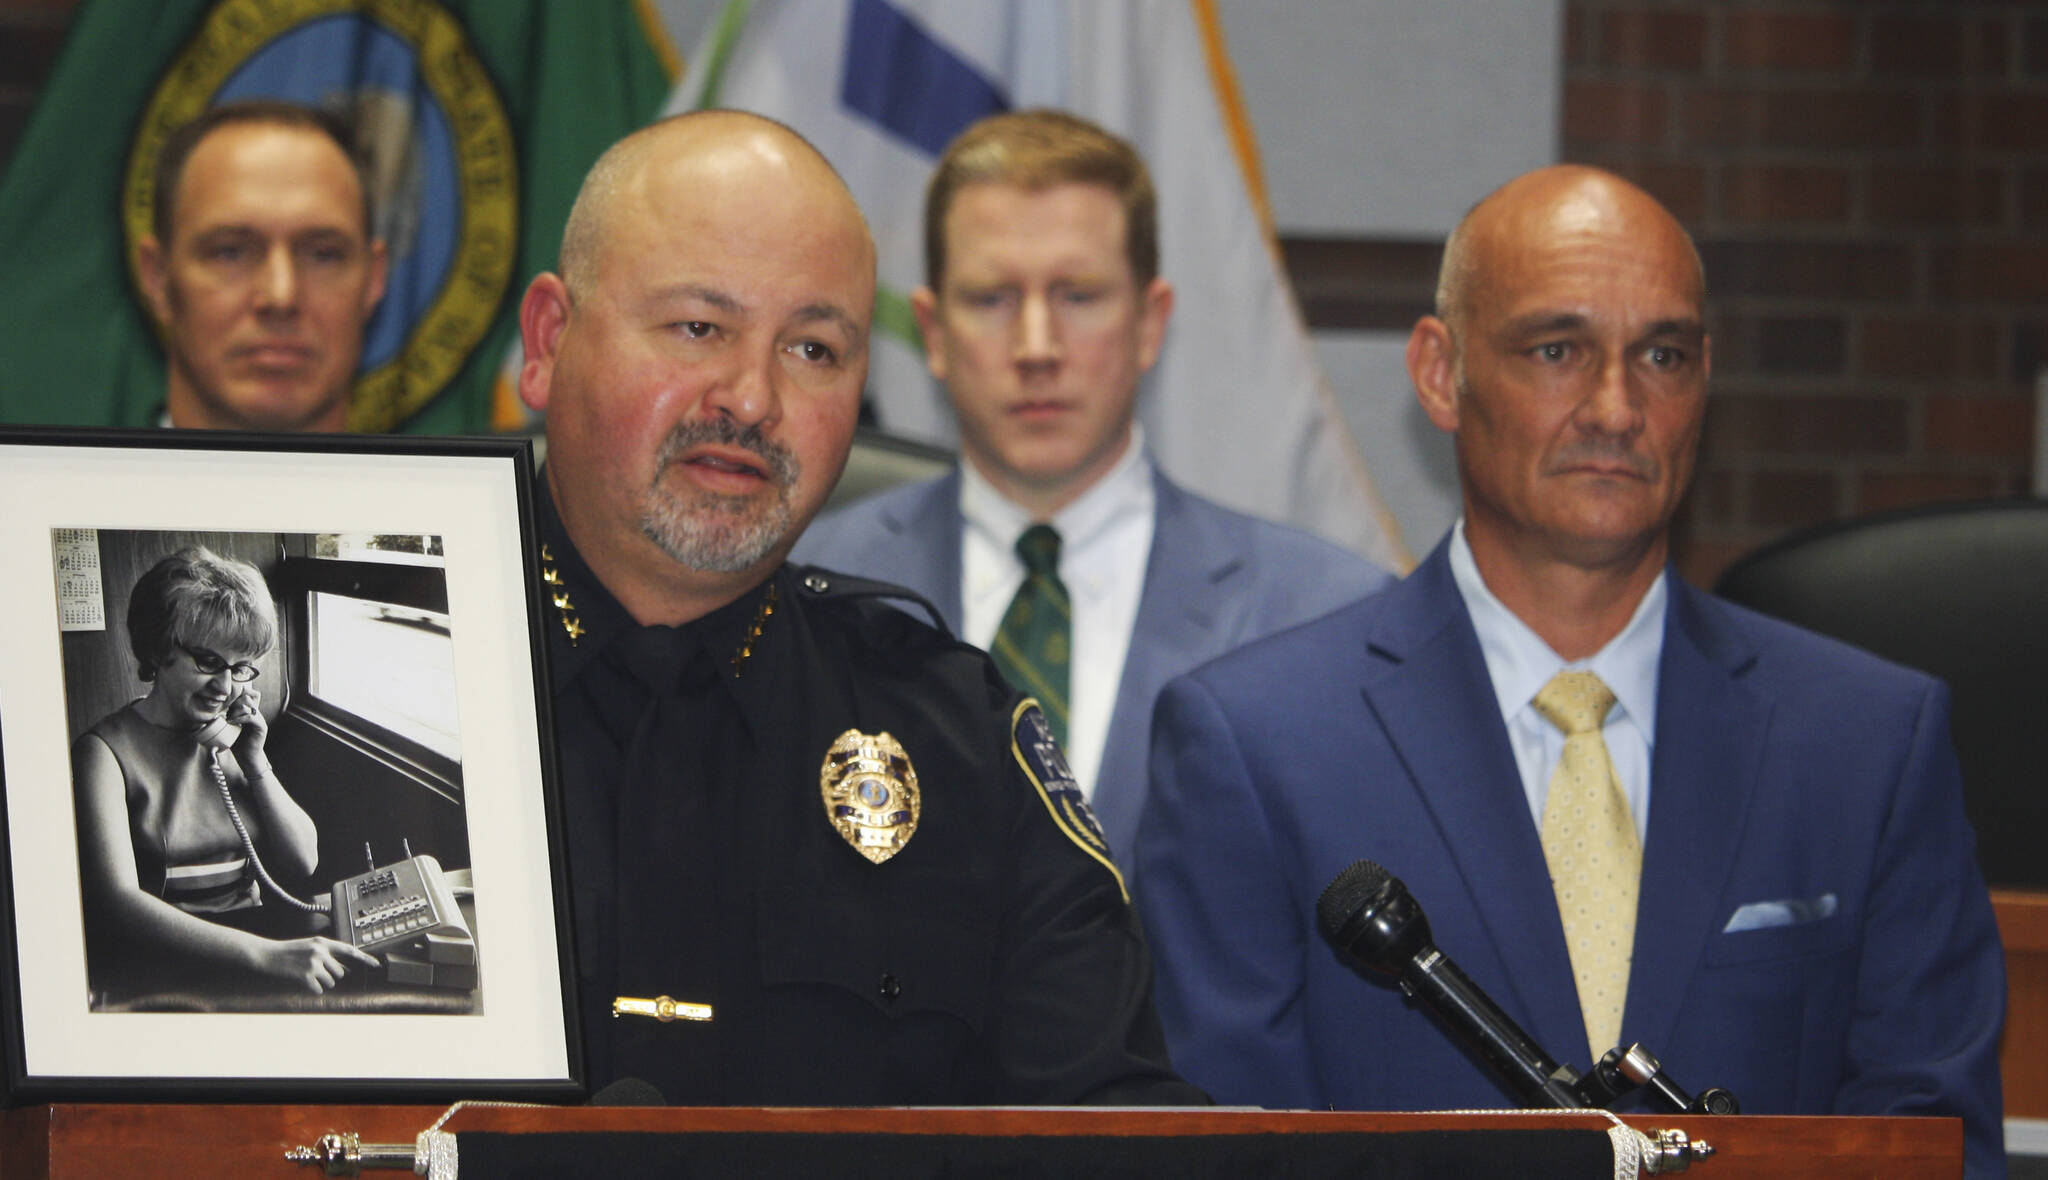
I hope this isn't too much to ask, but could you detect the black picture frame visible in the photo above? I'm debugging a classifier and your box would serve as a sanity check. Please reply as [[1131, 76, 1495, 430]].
[[0, 426, 581, 1102]]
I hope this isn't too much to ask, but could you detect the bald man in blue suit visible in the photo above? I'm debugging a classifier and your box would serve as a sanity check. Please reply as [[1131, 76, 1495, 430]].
[[1134, 165, 2006, 1177]]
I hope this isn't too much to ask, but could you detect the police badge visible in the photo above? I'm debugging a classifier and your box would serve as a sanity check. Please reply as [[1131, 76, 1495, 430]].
[[820, 729, 920, 864]]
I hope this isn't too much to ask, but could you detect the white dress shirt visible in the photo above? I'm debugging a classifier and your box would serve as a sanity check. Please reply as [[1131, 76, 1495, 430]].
[[1447, 520, 1667, 842], [960, 430, 1155, 801]]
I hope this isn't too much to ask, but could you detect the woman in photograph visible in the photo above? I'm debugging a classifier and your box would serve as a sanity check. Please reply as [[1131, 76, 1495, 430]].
[[72, 546, 376, 1001]]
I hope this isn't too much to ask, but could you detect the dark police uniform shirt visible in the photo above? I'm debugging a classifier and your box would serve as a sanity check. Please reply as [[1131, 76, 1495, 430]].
[[536, 483, 1203, 1106]]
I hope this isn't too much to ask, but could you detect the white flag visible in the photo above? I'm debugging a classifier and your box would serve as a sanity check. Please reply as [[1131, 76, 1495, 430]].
[[674, 0, 1409, 569]]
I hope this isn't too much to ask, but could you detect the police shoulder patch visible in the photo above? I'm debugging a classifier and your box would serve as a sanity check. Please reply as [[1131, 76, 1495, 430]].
[[1009, 699, 1127, 902]]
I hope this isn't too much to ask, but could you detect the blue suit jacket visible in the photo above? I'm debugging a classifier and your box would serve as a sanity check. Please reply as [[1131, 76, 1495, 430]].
[[1134, 540, 2007, 1177], [793, 466, 1391, 856]]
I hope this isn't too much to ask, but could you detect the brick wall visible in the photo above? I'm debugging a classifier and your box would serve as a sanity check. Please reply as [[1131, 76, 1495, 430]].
[[1565, 0, 2046, 585]]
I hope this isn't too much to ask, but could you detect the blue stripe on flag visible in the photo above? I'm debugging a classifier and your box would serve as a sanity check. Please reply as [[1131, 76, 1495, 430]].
[[841, 0, 1008, 155]]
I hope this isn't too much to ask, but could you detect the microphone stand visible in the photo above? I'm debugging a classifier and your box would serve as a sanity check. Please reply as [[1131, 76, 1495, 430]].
[[1573, 1043, 1740, 1115]]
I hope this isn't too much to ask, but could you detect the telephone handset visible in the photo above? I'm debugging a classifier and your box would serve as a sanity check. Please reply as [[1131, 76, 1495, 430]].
[[195, 715, 240, 751]]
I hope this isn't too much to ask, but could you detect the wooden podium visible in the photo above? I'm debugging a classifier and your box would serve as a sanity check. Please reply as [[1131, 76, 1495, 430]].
[[1, 1102, 1962, 1178]]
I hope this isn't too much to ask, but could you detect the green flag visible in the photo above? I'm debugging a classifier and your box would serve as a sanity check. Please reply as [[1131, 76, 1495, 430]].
[[0, 0, 672, 433]]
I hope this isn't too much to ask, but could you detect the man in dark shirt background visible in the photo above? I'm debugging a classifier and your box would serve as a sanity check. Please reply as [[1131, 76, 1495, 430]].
[[137, 101, 386, 432]]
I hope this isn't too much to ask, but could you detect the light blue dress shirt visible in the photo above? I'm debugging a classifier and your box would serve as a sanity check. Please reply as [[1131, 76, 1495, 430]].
[[1446, 520, 1667, 843]]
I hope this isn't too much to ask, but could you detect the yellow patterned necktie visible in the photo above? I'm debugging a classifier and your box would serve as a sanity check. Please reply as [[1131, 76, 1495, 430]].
[[1532, 669, 1639, 1057], [990, 524, 1070, 746]]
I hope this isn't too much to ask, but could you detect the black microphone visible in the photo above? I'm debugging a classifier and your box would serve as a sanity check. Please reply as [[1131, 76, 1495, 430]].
[[1317, 859, 1586, 1109]]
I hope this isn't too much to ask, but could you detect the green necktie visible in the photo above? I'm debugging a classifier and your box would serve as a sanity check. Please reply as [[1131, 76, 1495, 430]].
[[990, 523, 1071, 746]]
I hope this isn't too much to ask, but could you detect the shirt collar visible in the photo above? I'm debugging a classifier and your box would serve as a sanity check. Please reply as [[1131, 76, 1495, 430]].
[[534, 476, 635, 688], [1447, 519, 1666, 744], [960, 424, 1152, 556]]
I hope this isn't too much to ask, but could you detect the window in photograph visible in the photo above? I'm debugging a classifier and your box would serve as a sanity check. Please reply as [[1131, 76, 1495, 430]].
[[310, 592, 459, 760], [288, 533, 461, 791]]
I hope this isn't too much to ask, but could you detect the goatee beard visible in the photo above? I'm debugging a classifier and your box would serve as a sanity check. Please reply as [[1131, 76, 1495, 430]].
[[639, 418, 800, 573]]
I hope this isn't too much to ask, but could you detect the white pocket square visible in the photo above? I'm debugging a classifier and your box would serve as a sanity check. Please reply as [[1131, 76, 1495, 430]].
[[1723, 893, 1838, 933]]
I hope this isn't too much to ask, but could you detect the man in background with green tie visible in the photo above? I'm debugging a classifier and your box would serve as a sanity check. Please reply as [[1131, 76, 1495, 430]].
[[795, 109, 1389, 860], [1132, 164, 2006, 1178]]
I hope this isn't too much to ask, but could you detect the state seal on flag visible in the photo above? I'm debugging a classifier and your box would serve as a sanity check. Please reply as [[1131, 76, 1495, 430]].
[[123, 0, 517, 432]]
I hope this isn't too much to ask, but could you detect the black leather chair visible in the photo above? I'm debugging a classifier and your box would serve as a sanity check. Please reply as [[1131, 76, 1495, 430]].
[[1715, 498, 2048, 888], [828, 427, 953, 509]]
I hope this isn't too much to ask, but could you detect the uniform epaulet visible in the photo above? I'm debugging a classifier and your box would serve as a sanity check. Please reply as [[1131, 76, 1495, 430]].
[[788, 564, 955, 640]]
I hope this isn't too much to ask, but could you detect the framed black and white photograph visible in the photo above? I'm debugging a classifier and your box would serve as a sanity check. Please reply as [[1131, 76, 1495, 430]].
[[0, 428, 579, 1101]]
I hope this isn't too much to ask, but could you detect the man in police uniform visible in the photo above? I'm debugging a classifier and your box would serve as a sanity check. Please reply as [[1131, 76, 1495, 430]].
[[515, 111, 1201, 1105]]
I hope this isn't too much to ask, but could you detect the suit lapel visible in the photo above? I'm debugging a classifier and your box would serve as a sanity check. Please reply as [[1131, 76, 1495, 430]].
[[1095, 474, 1241, 850], [1359, 545, 1590, 1062], [880, 469, 966, 630], [1625, 578, 1771, 1058]]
